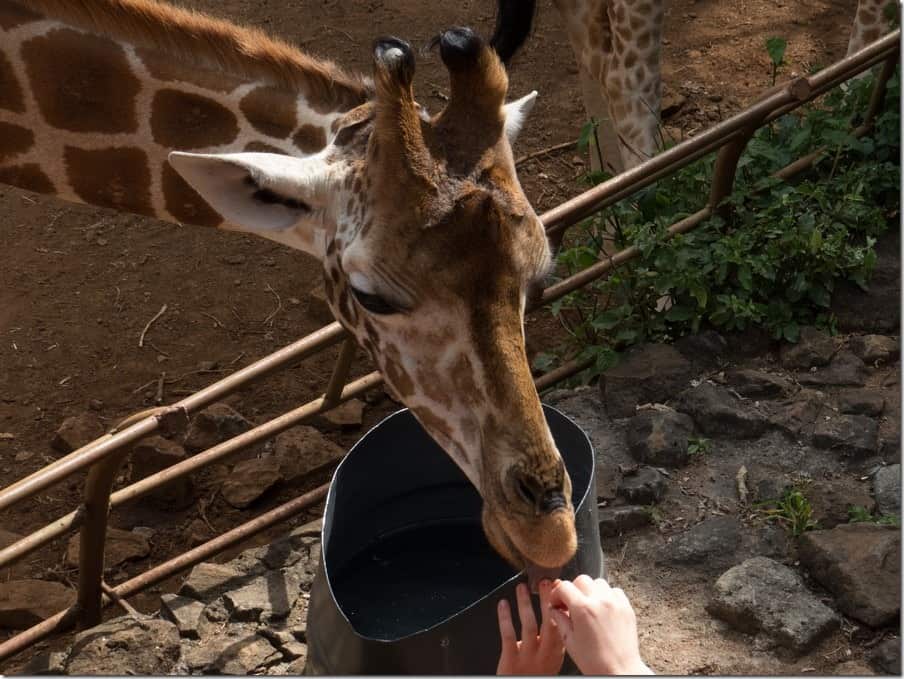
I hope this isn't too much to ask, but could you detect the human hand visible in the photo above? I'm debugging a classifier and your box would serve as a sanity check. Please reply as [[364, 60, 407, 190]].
[[496, 580, 565, 675], [547, 575, 653, 676]]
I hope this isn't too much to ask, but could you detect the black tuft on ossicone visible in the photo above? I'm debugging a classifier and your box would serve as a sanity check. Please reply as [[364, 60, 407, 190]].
[[438, 27, 483, 71]]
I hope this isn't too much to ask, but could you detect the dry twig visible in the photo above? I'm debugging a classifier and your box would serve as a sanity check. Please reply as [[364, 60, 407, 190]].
[[515, 140, 577, 167], [138, 304, 168, 348], [263, 283, 283, 327]]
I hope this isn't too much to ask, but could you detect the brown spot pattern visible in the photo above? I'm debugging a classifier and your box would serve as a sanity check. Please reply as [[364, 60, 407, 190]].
[[136, 47, 244, 94], [22, 28, 140, 133], [161, 161, 222, 227], [150, 89, 239, 149], [64, 146, 153, 216], [0, 2, 40, 30], [240, 86, 297, 139], [0, 163, 53, 194], [244, 141, 287, 154], [0, 121, 33, 162], [0, 51, 24, 113], [292, 125, 327, 154]]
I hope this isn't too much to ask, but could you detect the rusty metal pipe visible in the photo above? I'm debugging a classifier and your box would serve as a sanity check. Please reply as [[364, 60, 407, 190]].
[[0, 482, 330, 664], [323, 337, 359, 407], [76, 449, 129, 630], [0, 370, 383, 570], [0, 323, 346, 513]]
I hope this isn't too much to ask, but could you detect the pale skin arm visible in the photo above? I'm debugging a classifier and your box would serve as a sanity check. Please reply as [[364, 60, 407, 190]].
[[547, 574, 654, 676]]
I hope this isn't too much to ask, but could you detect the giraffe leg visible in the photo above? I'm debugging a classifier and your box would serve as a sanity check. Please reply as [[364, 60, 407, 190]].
[[553, 0, 624, 175], [847, 0, 898, 57], [604, 0, 664, 169]]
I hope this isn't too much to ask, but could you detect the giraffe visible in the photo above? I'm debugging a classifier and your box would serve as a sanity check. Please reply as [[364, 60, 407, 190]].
[[0, 0, 576, 581], [492, 0, 898, 174]]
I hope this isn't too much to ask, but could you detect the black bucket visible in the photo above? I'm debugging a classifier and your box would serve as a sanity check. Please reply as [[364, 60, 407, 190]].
[[305, 406, 603, 675]]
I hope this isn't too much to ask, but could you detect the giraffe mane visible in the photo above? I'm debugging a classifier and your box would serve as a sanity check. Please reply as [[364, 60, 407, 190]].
[[20, 0, 374, 105]]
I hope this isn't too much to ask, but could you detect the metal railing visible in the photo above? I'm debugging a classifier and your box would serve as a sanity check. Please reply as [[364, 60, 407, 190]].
[[0, 29, 898, 665]]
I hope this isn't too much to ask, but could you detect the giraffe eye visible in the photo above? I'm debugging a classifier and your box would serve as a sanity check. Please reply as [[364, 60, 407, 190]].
[[350, 286, 399, 315]]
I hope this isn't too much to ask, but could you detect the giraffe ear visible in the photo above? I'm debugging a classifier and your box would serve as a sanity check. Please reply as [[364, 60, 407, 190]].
[[168, 151, 337, 256], [503, 90, 538, 144]]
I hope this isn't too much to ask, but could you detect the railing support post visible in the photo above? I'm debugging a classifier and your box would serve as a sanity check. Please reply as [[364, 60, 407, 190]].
[[862, 53, 898, 129], [323, 336, 358, 408], [76, 448, 129, 630]]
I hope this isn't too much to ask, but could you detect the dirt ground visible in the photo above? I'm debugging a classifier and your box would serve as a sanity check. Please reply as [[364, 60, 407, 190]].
[[0, 0, 869, 672]]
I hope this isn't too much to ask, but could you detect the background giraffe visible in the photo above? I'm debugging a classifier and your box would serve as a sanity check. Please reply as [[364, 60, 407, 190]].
[[494, 0, 899, 173]]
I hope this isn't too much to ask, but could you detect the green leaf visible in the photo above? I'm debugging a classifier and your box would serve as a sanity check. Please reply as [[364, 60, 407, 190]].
[[738, 265, 753, 291], [665, 305, 695, 322], [765, 37, 787, 67], [782, 321, 800, 342], [577, 120, 596, 153]]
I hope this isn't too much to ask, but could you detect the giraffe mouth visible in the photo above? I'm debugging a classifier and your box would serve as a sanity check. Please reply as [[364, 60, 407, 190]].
[[524, 562, 563, 593]]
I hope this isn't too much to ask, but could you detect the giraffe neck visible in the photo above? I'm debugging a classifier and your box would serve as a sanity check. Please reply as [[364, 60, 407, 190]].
[[0, 0, 372, 227]]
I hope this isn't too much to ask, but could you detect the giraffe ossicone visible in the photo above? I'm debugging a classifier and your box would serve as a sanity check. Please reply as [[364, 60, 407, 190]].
[[0, 1, 578, 576]]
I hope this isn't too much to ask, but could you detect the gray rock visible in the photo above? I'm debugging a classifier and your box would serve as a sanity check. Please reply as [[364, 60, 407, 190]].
[[766, 390, 825, 438], [849, 334, 899, 365], [129, 435, 193, 509], [160, 593, 205, 639], [65, 527, 150, 571], [221, 457, 283, 508], [706, 556, 839, 652], [183, 632, 282, 674], [317, 399, 365, 429], [0, 579, 75, 629], [798, 350, 868, 388], [723, 327, 775, 358], [674, 330, 727, 368], [64, 617, 181, 675], [617, 467, 668, 504], [51, 413, 104, 453], [725, 369, 795, 399], [837, 389, 885, 417], [873, 464, 901, 516], [869, 638, 901, 675], [223, 571, 302, 622], [812, 413, 878, 456], [780, 326, 836, 369], [212, 634, 282, 674], [600, 344, 693, 417], [806, 479, 876, 529], [598, 505, 650, 537], [260, 628, 308, 660], [21, 650, 68, 675], [675, 382, 769, 438], [273, 426, 345, 484], [184, 402, 253, 452], [625, 408, 693, 467], [287, 647, 309, 674], [658, 516, 742, 568], [179, 562, 246, 600], [798, 523, 900, 627]]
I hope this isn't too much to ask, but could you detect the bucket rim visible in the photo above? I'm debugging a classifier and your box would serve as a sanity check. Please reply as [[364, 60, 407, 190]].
[[317, 404, 596, 644]]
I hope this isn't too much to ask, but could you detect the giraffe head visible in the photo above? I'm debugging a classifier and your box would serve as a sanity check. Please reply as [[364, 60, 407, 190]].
[[169, 29, 577, 577]]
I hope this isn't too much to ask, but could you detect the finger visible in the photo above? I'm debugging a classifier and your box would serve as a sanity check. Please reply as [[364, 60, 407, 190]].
[[515, 583, 538, 643], [497, 599, 518, 650], [538, 581, 565, 653], [548, 607, 574, 643], [573, 574, 597, 595], [548, 579, 586, 611]]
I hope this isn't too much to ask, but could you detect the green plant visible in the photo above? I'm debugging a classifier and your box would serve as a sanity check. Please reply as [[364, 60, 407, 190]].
[[765, 37, 788, 86], [540, 65, 900, 381], [761, 488, 818, 536], [848, 505, 901, 527], [687, 436, 713, 456]]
